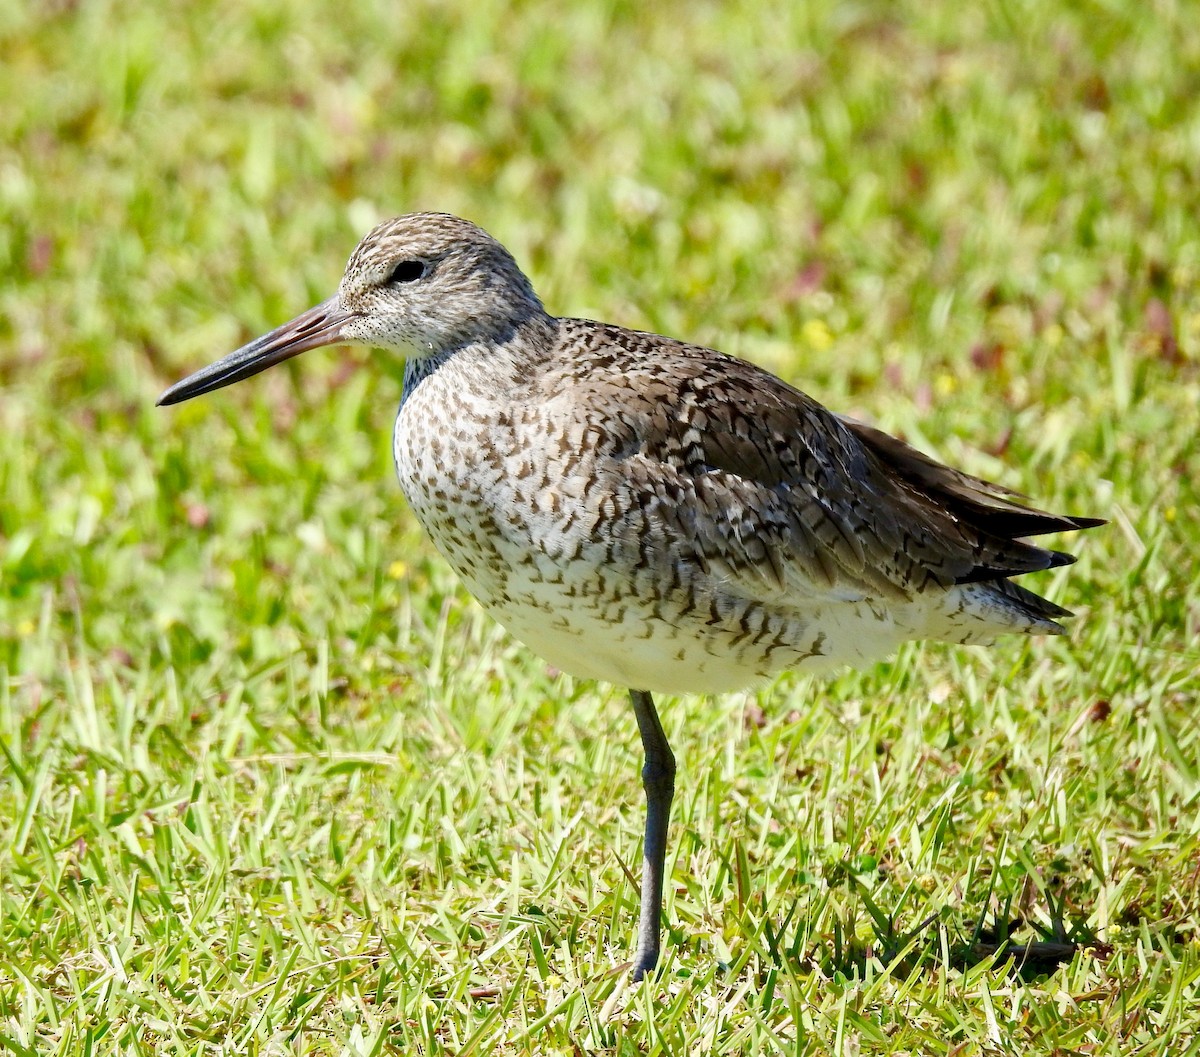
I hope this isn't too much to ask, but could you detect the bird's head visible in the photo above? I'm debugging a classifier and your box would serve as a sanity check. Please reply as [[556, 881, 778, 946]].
[[158, 212, 545, 406]]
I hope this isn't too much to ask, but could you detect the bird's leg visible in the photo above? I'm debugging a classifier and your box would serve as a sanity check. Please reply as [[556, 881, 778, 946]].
[[629, 688, 676, 981]]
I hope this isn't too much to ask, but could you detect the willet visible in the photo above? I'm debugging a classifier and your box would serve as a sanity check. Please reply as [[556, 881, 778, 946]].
[[159, 212, 1102, 980]]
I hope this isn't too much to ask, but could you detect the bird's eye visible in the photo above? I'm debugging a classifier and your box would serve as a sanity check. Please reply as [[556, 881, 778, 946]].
[[389, 260, 427, 284]]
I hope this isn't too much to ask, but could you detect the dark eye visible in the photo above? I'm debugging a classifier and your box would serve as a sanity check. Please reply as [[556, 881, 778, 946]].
[[389, 259, 427, 284]]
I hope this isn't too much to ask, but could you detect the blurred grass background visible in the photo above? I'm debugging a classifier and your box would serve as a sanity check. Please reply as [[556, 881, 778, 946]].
[[2, 0, 1198, 1053]]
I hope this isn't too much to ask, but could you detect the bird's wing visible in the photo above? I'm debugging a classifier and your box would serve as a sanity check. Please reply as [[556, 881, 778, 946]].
[[549, 321, 1099, 607]]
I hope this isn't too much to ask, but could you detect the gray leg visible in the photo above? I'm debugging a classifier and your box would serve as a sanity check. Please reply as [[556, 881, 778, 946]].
[[630, 689, 676, 980]]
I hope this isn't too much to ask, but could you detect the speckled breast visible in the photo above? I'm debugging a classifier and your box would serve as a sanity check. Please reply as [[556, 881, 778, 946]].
[[389, 359, 876, 695]]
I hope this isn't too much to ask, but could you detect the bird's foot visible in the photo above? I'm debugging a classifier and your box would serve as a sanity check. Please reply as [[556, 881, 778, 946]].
[[631, 947, 660, 982]]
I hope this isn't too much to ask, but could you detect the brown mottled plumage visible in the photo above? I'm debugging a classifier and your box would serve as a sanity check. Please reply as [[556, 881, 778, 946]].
[[159, 212, 1102, 980]]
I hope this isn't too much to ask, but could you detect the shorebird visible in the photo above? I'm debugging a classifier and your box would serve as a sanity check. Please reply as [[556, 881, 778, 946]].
[[159, 212, 1102, 980]]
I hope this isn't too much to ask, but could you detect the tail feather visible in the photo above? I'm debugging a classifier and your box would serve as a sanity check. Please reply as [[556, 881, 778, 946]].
[[841, 417, 1103, 622]]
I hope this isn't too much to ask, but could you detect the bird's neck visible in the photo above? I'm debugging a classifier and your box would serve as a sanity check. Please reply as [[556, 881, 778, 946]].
[[400, 312, 559, 407]]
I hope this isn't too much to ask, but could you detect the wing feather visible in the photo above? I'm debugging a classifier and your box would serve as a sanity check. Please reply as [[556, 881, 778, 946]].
[[547, 321, 1101, 614]]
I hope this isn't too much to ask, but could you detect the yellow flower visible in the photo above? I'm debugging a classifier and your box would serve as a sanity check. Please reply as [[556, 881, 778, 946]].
[[934, 372, 957, 397], [802, 319, 834, 351]]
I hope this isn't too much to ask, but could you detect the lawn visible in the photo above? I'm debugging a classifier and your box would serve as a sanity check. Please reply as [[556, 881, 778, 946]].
[[2, 0, 1198, 1053]]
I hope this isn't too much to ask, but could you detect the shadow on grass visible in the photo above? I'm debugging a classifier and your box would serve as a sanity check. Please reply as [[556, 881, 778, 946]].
[[758, 877, 1112, 985]]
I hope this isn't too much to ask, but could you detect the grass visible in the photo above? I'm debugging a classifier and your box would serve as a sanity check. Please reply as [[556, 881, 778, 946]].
[[2, 0, 1199, 1052]]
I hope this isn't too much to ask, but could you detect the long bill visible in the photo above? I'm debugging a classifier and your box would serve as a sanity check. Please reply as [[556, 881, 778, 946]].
[[157, 297, 357, 406]]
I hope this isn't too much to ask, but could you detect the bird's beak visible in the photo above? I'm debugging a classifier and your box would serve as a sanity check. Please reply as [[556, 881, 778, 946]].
[[157, 296, 358, 406]]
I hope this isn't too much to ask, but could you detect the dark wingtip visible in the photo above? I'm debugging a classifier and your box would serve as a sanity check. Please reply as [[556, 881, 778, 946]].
[[956, 548, 1078, 585], [1067, 516, 1108, 530]]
